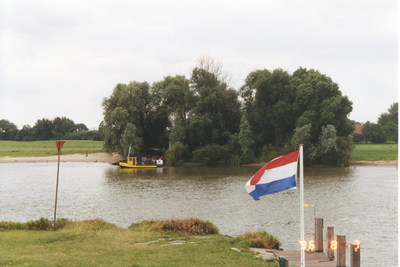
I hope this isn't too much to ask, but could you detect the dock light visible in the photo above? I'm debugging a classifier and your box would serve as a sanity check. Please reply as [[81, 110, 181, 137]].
[[298, 240, 316, 251], [330, 240, 338, 250]]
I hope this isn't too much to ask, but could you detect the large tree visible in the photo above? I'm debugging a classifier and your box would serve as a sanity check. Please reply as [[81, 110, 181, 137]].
[[102, 81, 169, 157], [240, 68, 295, 149], [0, 119, 18, 140], [241, 67, 353, 165]]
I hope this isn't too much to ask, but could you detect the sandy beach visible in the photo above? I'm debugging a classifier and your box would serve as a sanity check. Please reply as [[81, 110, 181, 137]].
[[0, 153, 397, 166], [0, 153, 124, 164]]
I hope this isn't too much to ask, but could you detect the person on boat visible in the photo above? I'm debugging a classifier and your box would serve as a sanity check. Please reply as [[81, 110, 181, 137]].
[[141, 157, 146, 165]]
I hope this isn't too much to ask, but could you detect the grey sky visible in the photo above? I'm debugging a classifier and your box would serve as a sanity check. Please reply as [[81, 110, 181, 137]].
[[1, 0, 397, 129]]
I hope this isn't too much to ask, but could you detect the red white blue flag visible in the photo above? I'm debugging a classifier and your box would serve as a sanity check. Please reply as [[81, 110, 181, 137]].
[[245, 150, 299, 200]]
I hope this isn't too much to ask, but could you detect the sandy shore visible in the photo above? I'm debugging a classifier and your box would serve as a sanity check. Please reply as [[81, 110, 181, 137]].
[[0, 153, 397, 166], [0, 153, 124, 164]]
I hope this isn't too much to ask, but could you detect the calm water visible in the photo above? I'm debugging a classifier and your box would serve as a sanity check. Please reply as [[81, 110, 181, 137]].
[[0, 163, 397, 266]]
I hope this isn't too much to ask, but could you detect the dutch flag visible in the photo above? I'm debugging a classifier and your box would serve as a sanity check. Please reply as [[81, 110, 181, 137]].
[[245, 150, 300, 200]]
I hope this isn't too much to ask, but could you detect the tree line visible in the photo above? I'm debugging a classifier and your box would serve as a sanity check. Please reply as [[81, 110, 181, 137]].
[[101, 58, 356, 166], [353, 102, 398, 144], [0, 117, 102, 141]]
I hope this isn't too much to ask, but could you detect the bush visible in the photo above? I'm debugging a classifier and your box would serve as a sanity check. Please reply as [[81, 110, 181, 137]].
[[352, 133, 363, 143], [26, 217, 53, 231], [0, 221, 25, 231], [193, 144, 231, 165], [164, 141, 190, 165], [131, 218, 219, 235], [236, 230, 280, 249]]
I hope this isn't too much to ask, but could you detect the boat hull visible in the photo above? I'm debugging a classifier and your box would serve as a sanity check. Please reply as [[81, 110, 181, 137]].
[[119, 162, 159, 168]]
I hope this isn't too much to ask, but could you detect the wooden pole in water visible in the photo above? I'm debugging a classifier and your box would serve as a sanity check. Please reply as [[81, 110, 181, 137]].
[[326, 226, 335, 260], [314, 218, 323, 252], [337, 235, 346, 267], [350, 242, 361, 267]]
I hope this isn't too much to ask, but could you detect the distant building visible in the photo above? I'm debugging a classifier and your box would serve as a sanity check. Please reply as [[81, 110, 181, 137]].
[[353, 125, 363, 134]]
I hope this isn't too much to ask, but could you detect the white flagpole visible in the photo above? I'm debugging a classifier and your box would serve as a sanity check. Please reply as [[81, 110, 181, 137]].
[[299, 144, 305, 266]]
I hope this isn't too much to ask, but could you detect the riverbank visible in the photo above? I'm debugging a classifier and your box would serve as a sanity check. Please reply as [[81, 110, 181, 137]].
[[0, 152, 124, 163], [0, 152, 397, 166], [0, 218, 277, 267]]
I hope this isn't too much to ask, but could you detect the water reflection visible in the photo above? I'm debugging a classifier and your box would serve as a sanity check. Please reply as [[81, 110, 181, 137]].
[[0, 163, 397, 266]]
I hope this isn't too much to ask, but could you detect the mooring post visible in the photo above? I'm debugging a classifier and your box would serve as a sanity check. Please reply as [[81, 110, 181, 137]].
[[350, 243, 360, 267], [315, 218, 323, 252], [326, 226, 335, 260], [337, 235, 346, 267]]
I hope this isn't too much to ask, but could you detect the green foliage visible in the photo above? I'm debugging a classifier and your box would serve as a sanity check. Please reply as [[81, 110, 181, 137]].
[[383, 121, 398, 143], [193, 144, 231, 165], [378, 102, 398, 126], [239, 113, 255, 163], [164, 141, 190, 165], [0, 221, 25, 231], [236, 231, 281, 250], [0, 117, 92, 141], [25, 217, 53, 231], [134, 218, 219, 235], [291, 124, 353, 166], [362, 122, 387, 144], [352, 133, 364, 144], [102, 81, 169, 156], [120, 123, 143, 158]]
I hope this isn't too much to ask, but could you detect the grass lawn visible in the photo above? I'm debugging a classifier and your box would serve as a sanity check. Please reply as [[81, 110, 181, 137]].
[[0, 140, 103, 158], [0, 219, 278, 267], [350, 143, 398, 161]]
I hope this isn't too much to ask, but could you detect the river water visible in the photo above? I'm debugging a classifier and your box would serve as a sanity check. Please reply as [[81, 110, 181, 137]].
[[0, 163, 397, 266]]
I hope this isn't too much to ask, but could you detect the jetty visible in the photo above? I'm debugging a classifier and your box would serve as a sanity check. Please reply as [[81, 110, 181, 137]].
[[251, 249, 336, 267]]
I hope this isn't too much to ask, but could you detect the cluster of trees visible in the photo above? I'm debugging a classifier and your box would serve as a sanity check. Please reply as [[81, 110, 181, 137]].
[[102, 57, 355, 166], [353, 102, 398, 144], [0, 117, 101, 141]]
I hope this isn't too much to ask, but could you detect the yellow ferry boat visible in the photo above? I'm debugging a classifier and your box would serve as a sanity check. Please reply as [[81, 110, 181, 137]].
[[118, 157, 163, 168]]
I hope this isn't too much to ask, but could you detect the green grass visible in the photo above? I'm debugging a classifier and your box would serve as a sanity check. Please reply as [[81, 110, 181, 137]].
[[0, 218, 278, 267], [350, 143, 398, 161], [0, 140, 103, 158]]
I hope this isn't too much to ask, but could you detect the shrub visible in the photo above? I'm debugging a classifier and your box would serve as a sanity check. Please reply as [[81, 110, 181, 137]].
[[236, 230, 280, 249], [131, 218, 219, 235], [26, 217, 53, 231], [0, 221, 25, 230], [165, 141, 190, 165], [193, 144, 231, 165]]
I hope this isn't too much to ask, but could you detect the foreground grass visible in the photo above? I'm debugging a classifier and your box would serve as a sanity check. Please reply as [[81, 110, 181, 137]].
[[0, 140, 103, 158], [350, 143, 398, 161], [0, 218, 278, 267]]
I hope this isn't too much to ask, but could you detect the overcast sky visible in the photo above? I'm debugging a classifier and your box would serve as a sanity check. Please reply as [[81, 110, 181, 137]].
[[1, 0, 398, 130]]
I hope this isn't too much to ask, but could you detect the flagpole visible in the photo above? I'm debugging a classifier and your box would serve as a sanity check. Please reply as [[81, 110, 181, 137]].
[[299, 144, 305, 266]]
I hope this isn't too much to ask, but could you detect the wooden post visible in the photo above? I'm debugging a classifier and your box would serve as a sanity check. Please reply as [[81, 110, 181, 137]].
[[315, 218, 323, 252], [326, 226, 335, 260], [53, 141, 65, 230], [337, 235, 346, 267], [54, 144, 61, 230], [350, 243, 360, 267]]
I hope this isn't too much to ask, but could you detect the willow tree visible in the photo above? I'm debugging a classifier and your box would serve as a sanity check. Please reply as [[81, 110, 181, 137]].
[[241, 67, 354, 166], [102, 81, 169, 157]]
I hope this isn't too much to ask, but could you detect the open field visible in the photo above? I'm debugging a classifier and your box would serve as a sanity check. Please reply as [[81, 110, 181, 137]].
[[0, 140, 103, 158], [0, 219, 277, 267], [0, 141, 398, 164], [350, 143, 398, 161]]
